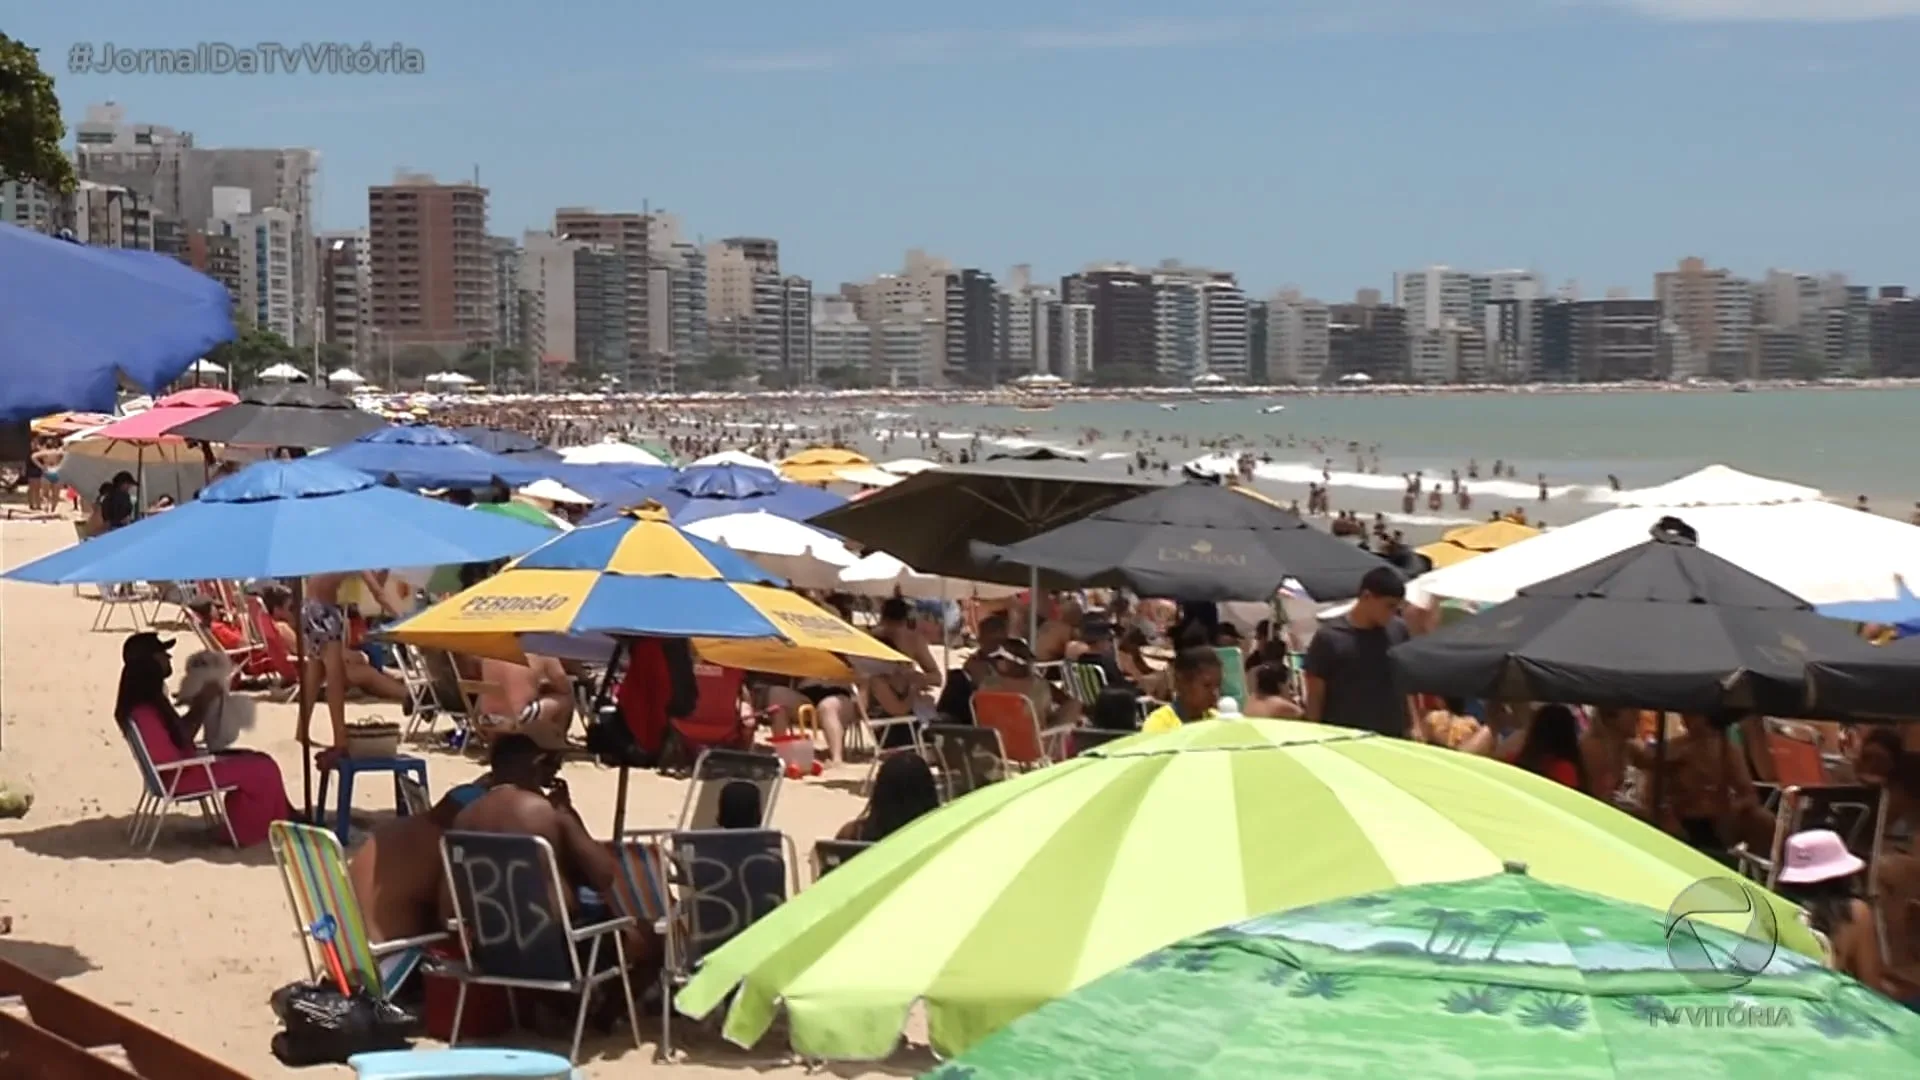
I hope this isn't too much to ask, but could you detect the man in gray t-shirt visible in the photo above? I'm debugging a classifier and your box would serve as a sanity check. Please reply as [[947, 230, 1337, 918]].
[[1305, 566, 1416, 738]]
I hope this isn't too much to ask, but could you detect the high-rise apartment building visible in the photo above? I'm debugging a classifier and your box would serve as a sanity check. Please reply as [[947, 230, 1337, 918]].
[[488, 236, 522, 353], [780, 276, 813, 383], [1396, 266, 1476, 333], [1152, 271, 1204, 379], [1327, 303, 1408, 382], [556, 209, 680, 381], [1268, 292, 1331, 384], [61, 180, 155, 248], [1058, 303, 1096, 381], [811, 296, 874, 379], [944, 269, 999, 383], [646, 241, 709, 388], [520, 231, 581, 368], [1653, 257, 1754, 381], [1062, 266, 1155, 379], [72, 103, 193, 229], [1247, 301, 1269, 383], [0, 180, 58, 232], [367, 172, 492, 353], [1870, 287, 1920, 377], [208, 186, 295, 342], [1200, 276, 1250, 382], [185, 231, 243, 304], [1568, 299, 1664, 382], [318, 229, 370, 362]]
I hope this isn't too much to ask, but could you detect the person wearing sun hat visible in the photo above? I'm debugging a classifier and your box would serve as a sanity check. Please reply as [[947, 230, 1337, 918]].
[[1777, 829, 1904, 1001]]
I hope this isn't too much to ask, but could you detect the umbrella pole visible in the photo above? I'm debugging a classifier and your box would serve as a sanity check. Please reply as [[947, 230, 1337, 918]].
[[596, 640, 631, 837], [294, 578, 314, 822], [1028, 566, 1039, 646], [1650, 714, 1668, 831]]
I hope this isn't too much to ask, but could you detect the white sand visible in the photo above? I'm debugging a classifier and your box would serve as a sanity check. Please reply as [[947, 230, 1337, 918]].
[[0, 519, 925, 1077]]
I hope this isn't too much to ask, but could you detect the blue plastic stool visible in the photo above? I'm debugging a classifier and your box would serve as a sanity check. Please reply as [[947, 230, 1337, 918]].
[[349, 1048, 578, 1079], [314, 755, 428, 844]]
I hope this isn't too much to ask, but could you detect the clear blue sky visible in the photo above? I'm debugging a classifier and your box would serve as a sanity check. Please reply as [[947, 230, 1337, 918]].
[[15, 1, 1920, 298]]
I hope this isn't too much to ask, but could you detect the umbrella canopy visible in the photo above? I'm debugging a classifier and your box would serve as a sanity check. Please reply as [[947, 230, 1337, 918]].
[[1417, 519, 1542, 570], [807, 456, 1158, 586], [516, 478, 593, 506], [168, 383, 389, 448], [0, 223, 237, 421], [425, 370, 476, 386], [88, 388, 240, 443], [946, 870, 1913, 1080], [583, 464, 846, 527], [1409, 465, 1920, 608], [327, 367, 366, 385], [673, 718, 1815, 1060], [30, 412, 114, 437], [832, 465, 905, 489], [310, 425, 551, 490], [1817, 576, 1920, 629], [970, 480, 1388, 601], [1807, 632, 1920, 719], [454, 426, 561, 459], [685, 511, 860, 590], [384, 505, 908, 679], [558, 440, 665, 467], [475, 499, 570, 531], [689, 448, 778, 472], [258, 363, 308, 382], [187, 358, 226, 376], [837, 550, 1022, 601], [538, 463, 671, 512], [1390, 519, 1901, 714], [781, 446, 872, 484], [2, 459, 555, 585]]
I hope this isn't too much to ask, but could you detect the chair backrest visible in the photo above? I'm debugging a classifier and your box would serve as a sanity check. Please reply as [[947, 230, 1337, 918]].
[[119, 720, 171, 800], [669, 829, 791, 968], [1214, 647, 1248, 702], [269, 821, 386, 997], [1764, 725, 1828, 789], [419, 648, 475, 718], [971, 691, 1047, 766], [920, 723, 1006, 801], [1063, 663, 1108, 706], [811, 839, 872, 880], [1071, 727, 1133, 757], [679, 748, 783, 831], [1790, 784, 1884, 860], [397, 774, 432, 817], [246, 597, 299, 679], [614, 836, 671, 926], [440, 831, 580, 985]]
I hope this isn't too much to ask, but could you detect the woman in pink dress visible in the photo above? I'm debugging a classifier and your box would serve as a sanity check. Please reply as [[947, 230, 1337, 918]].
[[117, 632, 293, 847]]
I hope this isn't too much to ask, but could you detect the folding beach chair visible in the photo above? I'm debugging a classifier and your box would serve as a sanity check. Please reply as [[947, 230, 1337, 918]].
[[246, 596, 303, 687], [811, 839, 872, 881], [1070, 727, 1134, 757], [439, 832, 642, 1064], [677, 748, 783, 830], [390, 643, 448, 740], [1062, 662, 1109, 709], [90, 580, 156, 633], [123, 721, 237, 852], [657, 828, 798, 1060], [920, 723, 1006, 802], [270, 821, 447, 1003], [971, 690, 1073, 771]]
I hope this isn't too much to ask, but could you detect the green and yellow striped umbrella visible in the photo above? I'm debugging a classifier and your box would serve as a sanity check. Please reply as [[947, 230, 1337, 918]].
[[676, 719, 1818, 1061]]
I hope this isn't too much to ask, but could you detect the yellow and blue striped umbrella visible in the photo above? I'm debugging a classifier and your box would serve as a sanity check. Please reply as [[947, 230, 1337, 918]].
[[385, 504, 908, 678]]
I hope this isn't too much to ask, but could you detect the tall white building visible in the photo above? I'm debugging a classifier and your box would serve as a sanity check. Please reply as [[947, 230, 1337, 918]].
[[519, 230, 584, 367], [1152, 270, 1204, 379], [811, 296, 873, 378], [1200, 277, 1250, 382], [876, 313, 942, 388], [646, 241, 709, 382], [1396, 266, 1476, 333], [208, 186, 294, 340], [1268, 291, 1330, 384], [0, 179, 58, 232], [1060, 303, 1096, 381]]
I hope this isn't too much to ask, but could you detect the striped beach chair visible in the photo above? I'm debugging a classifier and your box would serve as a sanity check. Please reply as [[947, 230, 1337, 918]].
[[269, 821, 447, 1001]]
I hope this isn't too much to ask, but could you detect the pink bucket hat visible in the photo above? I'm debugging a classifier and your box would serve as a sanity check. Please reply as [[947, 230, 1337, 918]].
[[1777, 829, 1866, 885]]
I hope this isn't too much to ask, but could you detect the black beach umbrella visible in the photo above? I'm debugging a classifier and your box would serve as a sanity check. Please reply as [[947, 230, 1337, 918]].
[[968, 479, 1388, 601], [1806, 632, 1920, 720], [1388, 517, 1898, 716], [169, 383, 388, 449], [806, 454, 1158, 588], [454, 425, 562, 460]]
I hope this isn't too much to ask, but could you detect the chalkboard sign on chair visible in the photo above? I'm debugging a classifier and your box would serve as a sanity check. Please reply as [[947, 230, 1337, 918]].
[[438, 832, 643, 1064], [655, 828, 798, 1059]]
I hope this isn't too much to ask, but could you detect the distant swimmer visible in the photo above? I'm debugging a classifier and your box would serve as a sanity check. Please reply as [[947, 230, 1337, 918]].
[[1538, 474, 1549, 502], [1911, 502, 1920, 526], [1857, 495, 1871, 513], [1608, 474, 1621, 491]]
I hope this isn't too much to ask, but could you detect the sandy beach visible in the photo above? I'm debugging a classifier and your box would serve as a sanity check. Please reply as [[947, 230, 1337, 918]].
[[0, 518, 925, 1077]]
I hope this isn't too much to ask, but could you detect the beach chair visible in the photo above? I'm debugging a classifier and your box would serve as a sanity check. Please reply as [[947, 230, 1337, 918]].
[[245, 596, 303, 686], [90, 580, 155, 633], [657, 828, 798, 1060], [438, 832, 642, 1064], [1062, 662, 1109, 708], [677, 748, 783, 830], [390, 643, 447, 739], [1735, 783, 1885, 890], [1214, 646, 1248, 704], [920, 723, 1006, 802], [811, 839, 872, 881], [122, 720, 237, 852], [971, 690, 1073, 771], [269, 821, 447, 1003]]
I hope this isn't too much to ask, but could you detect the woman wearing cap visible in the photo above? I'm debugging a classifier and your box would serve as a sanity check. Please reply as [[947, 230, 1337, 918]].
[[1777, 829, 1908, 1000], [116, 632, 293, 847]]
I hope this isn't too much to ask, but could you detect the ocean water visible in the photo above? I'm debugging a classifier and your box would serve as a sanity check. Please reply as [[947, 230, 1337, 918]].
[[858, 387, 1920, 538]]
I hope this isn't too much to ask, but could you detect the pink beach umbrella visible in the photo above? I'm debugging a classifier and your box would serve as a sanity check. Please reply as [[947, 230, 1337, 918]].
[[89, 387, 240, 442]]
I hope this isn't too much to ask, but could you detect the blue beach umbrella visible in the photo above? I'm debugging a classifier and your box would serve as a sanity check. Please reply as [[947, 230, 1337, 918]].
[[3, 458, 556, 585], [581, 464, 847, 527], [1816, 577, 1920, 634], [540, 463, 675, 510], [310, 425, 555, 491], [0, 223, 236, 421]]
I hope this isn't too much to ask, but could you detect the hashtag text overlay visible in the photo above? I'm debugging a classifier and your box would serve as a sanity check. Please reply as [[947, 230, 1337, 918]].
[[68, 42, 426, 76]]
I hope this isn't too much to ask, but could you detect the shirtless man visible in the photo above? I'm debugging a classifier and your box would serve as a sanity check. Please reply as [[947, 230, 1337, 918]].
[[1033, 597, 1084, 664], [473, 653, 576, 751], [299, 571, 402, 761], [349, 782, 492, 943]]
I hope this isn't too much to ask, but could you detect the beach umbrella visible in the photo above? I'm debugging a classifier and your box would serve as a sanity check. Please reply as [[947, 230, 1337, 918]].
[[970, 480, 1388, 602], [807, 455, 1158, 587], [454, 426, 562, 460], [583, 464, 846, 527], [537, 463, 671, 512], [1816, 576, 1920, 630], [309, 425, 551, 491], [516, 478, 594, 507], [169, 383, 388, 448], [672, 718, 1817, 1061], [476, 499, 571, 531], [558, 440, 665, 467], [384, 504, 908, 681], [87, 388, 239, 443], [187, 358, 226, 376], [832, 465, 905, 489], [837, 550, 1022, 601], [945, 869, 1913, 1080], [258, 363, 308, 382], [686, 510, 860, 590], [1389, 518, 1902, 716], [30, 412, 114, 438], [1806, 633, 1920, 720], [0, 222, 237, 421], [3, 458, 557, 586], [780, 446, 871, 484], [326, 367, 366, 386], [689, 448, 778, 472], [1416, 518, 1541, 570]]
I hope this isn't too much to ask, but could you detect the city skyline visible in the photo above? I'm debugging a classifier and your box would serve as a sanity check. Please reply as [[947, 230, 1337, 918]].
[[11, 1, 1920, 296]]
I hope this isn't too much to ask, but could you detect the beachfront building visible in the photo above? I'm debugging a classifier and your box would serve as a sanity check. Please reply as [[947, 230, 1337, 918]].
[[1409, 324, 1487, 384], [1202, 276, 1251, 383], [368, 172, 493, 356], [562, 208, 682, 386], [1152, 270, 1204, 380], [1327, 301, 1408, 382], [318, 229, 370, 363], [1654, 257, 1755, 381], [1268, 291, 1330, 385], [779, 275, 814, 384], [185, 230, 243, 304], [59, 179, 156, 249], [1247, 301, 1269, 383], [0, 179, 58, 232], [1568, 298, 1665, 382], [1057, 302, 1096, 381], [1063, 265, 1156, 383], [1870, 287, 1920, 377], [811, 296, 874, 381], [1396, 266, 1475, 334], [519, 230, 583, 368], [944, 268, 1000, 384], [876, 312, 943, 388], [1484, 295, 1562, 382], [646, 241, 710, 388], [488, 236, 523, 354], [207, 187, 296, 341]]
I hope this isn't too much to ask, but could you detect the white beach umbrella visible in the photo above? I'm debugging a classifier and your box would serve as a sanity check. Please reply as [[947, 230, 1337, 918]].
[[327, 367, 366, 385], [684, 510, 860, 590], [879, 458, 941, 476], [1409, 464, 1920, 608], [258, 363, 307, 382], [557, 441, 665, 467], [837, 550, 1022, 601], [187, 358, 226, 375], [689, 449, 778, 472], [833, 465, 905, 489], [516, 478, 595, 506]]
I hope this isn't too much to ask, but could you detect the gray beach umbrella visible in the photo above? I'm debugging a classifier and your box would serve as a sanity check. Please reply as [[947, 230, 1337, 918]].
[[169, 382, 389, 449], [1388, 517, 1900, 716], [1805, 632, 1920, 721], [969, 479, 1389, 602], [806, 454, 1159, 588]]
